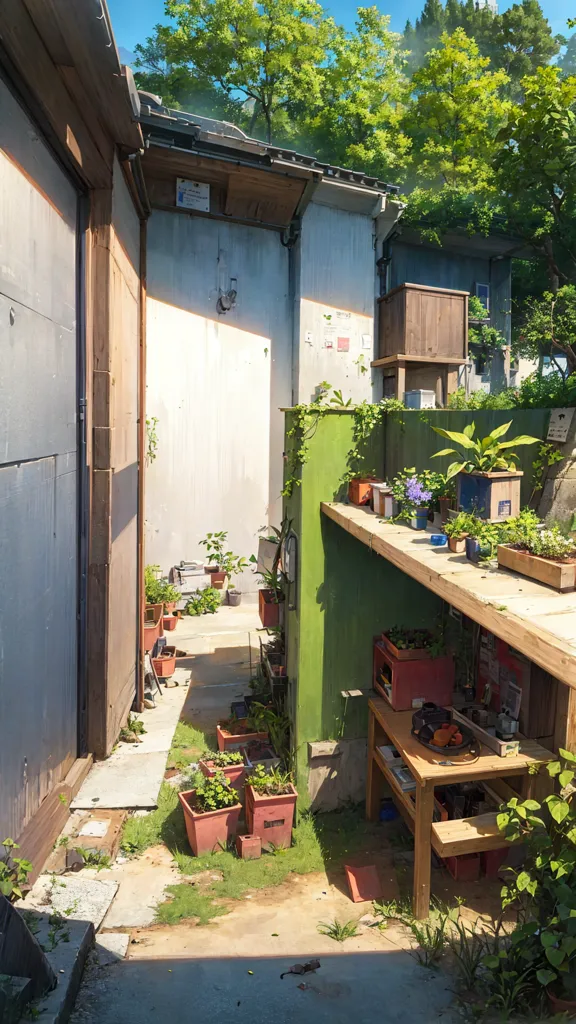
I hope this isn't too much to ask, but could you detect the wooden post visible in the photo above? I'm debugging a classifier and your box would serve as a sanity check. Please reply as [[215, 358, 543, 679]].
[[413, 781, 435, 919], [366, 708, 379, 821], [396, 360, 406, 402]]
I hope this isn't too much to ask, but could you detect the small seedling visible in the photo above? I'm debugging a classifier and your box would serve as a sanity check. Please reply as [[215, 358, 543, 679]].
[[120, 715, 146, 742], [58, 793, 68, 805], [74, 847, 111, 871], [317, 919, 359, 942], [448, 917, 485, 991]]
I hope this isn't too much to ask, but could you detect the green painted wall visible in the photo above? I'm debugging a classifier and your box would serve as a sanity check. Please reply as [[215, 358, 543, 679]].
[[283, 407, 551, 798]]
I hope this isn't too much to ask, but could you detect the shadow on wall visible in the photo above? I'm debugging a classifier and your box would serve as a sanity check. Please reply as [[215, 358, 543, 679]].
[[146, 210, 291, 344]]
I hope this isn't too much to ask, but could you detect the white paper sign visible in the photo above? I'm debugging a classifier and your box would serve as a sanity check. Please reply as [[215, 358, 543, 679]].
[[176, 178, 210, 212], [547, 407, 575, 443]]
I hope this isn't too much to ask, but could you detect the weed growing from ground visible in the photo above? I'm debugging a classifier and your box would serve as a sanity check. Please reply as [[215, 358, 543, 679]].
[[317, 919, 359, 942], [168, 722, 217, 770]]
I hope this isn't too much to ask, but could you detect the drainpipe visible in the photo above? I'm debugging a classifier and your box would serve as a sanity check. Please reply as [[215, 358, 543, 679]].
[[136, 217, 147, 712]]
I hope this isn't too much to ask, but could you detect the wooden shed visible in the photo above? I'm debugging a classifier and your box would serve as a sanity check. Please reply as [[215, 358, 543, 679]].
[[374, 283, 469, 404]]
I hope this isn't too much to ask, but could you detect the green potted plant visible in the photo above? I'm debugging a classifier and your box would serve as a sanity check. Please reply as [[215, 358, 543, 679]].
[[496, 748, 576, 1015], [498, 517, 576, 592], [430, 421, 540, 521], [185, 587, 222, 616], [392, 469, 445, 530], [0, 838, 33, 903], [443, 511, 479, 553], [145, 564, 180, 612], [198, 749, 247, 791], [179, 772, 242, 856], [245, 764, 297, 850], [199, 532, 247, 589], [216, 713, 269, 752]]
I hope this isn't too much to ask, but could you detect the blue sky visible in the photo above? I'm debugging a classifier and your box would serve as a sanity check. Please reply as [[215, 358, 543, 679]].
[[108, 0, 573, 56]]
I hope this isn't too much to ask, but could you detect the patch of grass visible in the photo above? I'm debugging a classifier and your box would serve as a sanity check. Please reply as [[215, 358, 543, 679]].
[[155, 884, 228, 926], [317, 919, 359, 942], [121, 784, 187, 856], [168, 721, 217, 770]]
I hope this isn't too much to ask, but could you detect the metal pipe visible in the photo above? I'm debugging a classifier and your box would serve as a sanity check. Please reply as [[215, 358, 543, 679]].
[[136, 216, 147, 712]]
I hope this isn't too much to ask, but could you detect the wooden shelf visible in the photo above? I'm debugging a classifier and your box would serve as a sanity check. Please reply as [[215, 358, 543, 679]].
[[373, 747, 416, 821], [431, 813, 504, 857], [322, 502, 576, 687], [371, 354, 468, 368]]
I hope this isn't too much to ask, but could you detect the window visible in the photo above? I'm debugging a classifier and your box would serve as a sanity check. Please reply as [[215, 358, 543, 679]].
[[475, 283, 490, 313]]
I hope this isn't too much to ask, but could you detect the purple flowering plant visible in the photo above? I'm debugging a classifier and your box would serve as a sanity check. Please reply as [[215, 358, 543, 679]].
[[392, 467, 445, 519], [404, 477, 432, 506]]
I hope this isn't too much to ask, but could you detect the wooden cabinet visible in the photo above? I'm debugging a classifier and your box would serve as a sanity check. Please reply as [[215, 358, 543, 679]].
[[378, 282, 468, 360]]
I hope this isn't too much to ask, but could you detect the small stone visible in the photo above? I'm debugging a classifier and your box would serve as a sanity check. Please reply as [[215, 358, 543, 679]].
[[66, 848, 85, 872]]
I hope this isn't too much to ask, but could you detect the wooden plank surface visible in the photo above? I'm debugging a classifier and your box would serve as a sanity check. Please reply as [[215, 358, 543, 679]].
[[431, 813, 507, 857], [369, 699, 553, 785], [322, 503, 576, 687]]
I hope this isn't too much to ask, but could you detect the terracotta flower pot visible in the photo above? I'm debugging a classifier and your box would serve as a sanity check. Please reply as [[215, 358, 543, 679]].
[[448, 535, 467, 554], [144, 604, 164, 652], [210, 571, 227, 589], [199, 757, 246, 792], [348, 477, 380, 506], [547, 987, 576, 1016], [152, 645, 176, 677], [217, 720, 269, 752], [258, 588, 282, 628], [179, 789, 242, 856], [164, 601, 176, 613], [227, 589, 242, 607], [245, 783, 298, 850], [163, 616, 178, 631]]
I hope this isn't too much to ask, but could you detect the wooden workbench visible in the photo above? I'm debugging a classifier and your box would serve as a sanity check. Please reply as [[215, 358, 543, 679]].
[[321, 502, 576, 688], [367, 696, 553, 917]]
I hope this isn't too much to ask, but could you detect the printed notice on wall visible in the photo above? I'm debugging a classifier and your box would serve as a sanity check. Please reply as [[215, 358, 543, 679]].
[[547, 407, 575, 443], [176, 178, 210, 212]]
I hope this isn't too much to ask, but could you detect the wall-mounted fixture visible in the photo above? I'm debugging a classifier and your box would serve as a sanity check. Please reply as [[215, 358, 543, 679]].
[[217, 277, 237, 314]]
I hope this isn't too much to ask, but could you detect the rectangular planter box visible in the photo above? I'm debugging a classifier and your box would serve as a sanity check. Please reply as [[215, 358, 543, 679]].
[[381, 633, 433, 662], [498, 544, 576, 592], [348, 477, 381, 506], [199, 757, 246, 792], [179, 789, 242, 856], [152, 645, 176, 677], [242, 741, 280, 771], [245, 783, 298, 850], [373, 639, 454, 712], [258, 588, 282, 628], [163, 615, 178, 631], [217, 720, 269, 752], [457, 470, 522, 521]]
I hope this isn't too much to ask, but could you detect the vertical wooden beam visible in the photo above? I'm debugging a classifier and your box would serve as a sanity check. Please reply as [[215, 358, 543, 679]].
[[413, 781, 435, 919], [554, 682, 576, 754], [136, 218, 147, 712], [396, 360, 406, 402]]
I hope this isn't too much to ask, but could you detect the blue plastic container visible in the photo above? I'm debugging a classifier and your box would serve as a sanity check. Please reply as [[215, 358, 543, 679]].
[[430, 534, 447, 546]]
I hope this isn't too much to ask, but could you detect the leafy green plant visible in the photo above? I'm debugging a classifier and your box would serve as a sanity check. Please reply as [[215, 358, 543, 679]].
[[449, 917, 486, 992], [247, 702, 291, 763], [144, 564, 180, 606], [529, 443, 564, 504], [246, 763, 293, 796], [409, 912, 449, 969], [448, 386, 518, 411], [282, 386, 333, 498], [201, 750, 244, 768], [0, 839, 32, 903], [384, 626, 445, 656], [495, 747, 576, 1005], [443, 510, 482, 539], [120, 714, 146, 742], [185, 587, 222, 615], [526, 527, 576, 561], [468, 295, 489, 321], [74, 847, 111, 871], [192, 772, 240, 813], [199, 532, 248, 577], [146, 416, 159, 464], [431, 420, 540, 481], [317, 918, 359, 942]]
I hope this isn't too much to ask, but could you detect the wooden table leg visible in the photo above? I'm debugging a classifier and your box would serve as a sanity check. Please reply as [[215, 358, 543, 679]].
[[366, 708, 379, 821], [413, 781, 435, 919]]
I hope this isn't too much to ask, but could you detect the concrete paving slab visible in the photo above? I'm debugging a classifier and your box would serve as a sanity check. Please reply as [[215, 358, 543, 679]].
[[94, 933, 129, 964], [68, 951, 456, 1024], [72, 686, 189, 810], [23, 875, 118, 930], [101, 846, 180, 930]]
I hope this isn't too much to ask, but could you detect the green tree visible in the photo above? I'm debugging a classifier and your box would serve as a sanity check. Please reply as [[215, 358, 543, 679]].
[[403, 29, 509, 189], [301, 7, 410, 180], [134, 24, 247, 120], [516, 287, 576, 376], [560, 33, 576, 76], [158, 0, 338, 143], [495, 66, 576, 294], [494, 0, 561, 95]]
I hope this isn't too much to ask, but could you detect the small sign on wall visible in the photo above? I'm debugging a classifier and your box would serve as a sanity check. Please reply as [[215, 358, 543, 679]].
[[176, 178, 210, 212], [547, 407, 575, 443]]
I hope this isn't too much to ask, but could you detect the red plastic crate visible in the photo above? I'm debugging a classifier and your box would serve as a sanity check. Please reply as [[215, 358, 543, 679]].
[[481, 848, 508, 879], [373, 639, 454, 711]]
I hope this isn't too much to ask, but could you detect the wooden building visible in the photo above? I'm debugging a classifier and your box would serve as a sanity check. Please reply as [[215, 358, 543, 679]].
[[0, 0, 148, 873]]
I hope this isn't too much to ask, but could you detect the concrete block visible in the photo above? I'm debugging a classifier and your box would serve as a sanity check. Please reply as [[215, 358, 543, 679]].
[[307, 738, 367, 812]]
